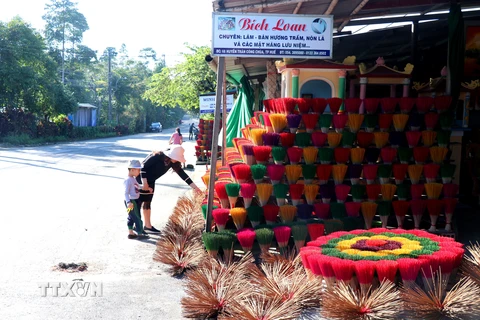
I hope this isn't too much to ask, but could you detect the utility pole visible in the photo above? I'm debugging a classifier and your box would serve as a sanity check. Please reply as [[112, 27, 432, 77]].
[[106, 47, 116, 122]]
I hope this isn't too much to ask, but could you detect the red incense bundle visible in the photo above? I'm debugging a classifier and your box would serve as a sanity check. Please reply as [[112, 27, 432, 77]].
[[354, 260, 376, 293], [280, 132, 296, 148], [380, 147, 397, 164], [263, 204, 279, 224], [406, 131, 422, 148], [378, 114, 393, 132], [397, 258, 422, 288], [252, 146, 271, 165], [399, 97, 415, 114], [344, 97, 362, 114], [427, 199, 444, 232], [392, 164, 408, 185], [343, 202, 361, 218], [317, 256, 337, 288], [332, 114, 348, 133], [313, 203, 330, 219], [289, 183, 305, 206], [335, 184, 351, 203], [364, 98, 380, 114], [267, 164, 285, 184], [334, 147, 351, 164], [376, 260, 399, 283], [212, 208, 230, 231], [380, 97, 400, 114], [356, 132, 374, 148], [287, 146, 303, 164], [283, 97, 297, 114], [411, 184, 425, 200], [240, 183, 256, 208], [327, 97, 343, 114], [443, 183, 459, 198], [302, 113, 319, 133], [366, 184, 381, 202], [214, 181, 230, 208], [331, 259, 355, 286], [363, 164, 379, 184], [307, 223, 325, 241], [237, 228, 256, 252], [296, 98, 310, 114], [392, 200, 410, 229], [434, 95, 452, 113], [413, 146, 430, 164], [311, 132, 327, 147], [444, 198, 458, 231], [424, 112, 439, 130], [312, 98, 328, 114], [273, 226, 291, 248], [416, 96, 434, 114], [424, 163, 440, 183], [316, 164, 333, 185], [231, 164, 252, 183], [410, 199, 426, 229]]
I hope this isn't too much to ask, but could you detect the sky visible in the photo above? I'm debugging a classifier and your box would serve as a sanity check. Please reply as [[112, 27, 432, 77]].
[[0, 0, 213, 65]]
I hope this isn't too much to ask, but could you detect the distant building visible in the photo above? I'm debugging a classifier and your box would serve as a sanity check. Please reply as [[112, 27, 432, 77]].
[[70, 103, 97, 127]]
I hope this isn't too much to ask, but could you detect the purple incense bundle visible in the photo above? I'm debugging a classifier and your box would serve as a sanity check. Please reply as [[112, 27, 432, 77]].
[[320, 184, 334, 203], [389, 131, 407, 148], [242, 144, 256, 165], [262, 132, 281, 146], [297, 203, 314, 220], [286, 114, 302, 133], [409, 113, 424, 131], [348, 164, 363, 185], [365, 148, 381, 164]]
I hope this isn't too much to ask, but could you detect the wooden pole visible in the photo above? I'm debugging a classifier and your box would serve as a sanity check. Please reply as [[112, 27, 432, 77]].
[[206, 56, 225, 232]]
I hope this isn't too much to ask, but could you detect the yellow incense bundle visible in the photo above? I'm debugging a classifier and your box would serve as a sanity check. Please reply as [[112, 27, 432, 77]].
[[230, 207, 247, 230], [374, 132, 390, 148], [256, 183, 273, 206], [430, 146, 448, 164], [425, 183, 443, 199], [421, 131, 437, 147], [408, 164, 423, 184], [361, 202, 378, 229], [332, 164, 348, 185], [285, 164, 303, 184], [347, 114, 364, 133], [250, 128, 267, 146], [381, 184, 397, 201], [304, 184, 320, 205], [269, 113, 288, 133], [201, 173, 210, 189], [392, 114, 409, 131], [327, 132, 342, 148], [303, 146, 318, 165], [279, 205, 297, 223], [350, 148, 365, 164]]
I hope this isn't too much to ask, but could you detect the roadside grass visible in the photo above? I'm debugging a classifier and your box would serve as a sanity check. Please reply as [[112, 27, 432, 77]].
[[0, 132, 118, 147]]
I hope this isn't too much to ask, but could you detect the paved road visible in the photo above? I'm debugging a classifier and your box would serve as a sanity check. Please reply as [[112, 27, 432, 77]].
[[0, 122, 205, 320]]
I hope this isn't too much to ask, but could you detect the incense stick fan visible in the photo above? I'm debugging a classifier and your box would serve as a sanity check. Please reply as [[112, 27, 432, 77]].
[[269, 113, 288, 133], [285, 164, 302, 185], [256, 183, 273, 206], [330, 202, 347, 219], [427, 199, 444, 232], [392, 200, 410, 229], [377, 200, 392, 228], [421, 131, 437, 147], [345, 202, 362, 217], [434, 95, 452, 113], [361, 202, 378, 229], [378, 164, 392, 185], [424, 163, 440, 183], [304, 184, 320, 205], [230, 207, 247, 230], [286, 114, 302, 133], [400, 97, 415, 114], [366, 184, 381, 202], [327, 97, 343, 114], [271, 146, 286, 165], [252, 146, 272, 165], [363, 164, 379, 185], [410, 183, 425, 200], [406, 131, 422, 148], [302, 113, 320, 133], [398, 147, 413, 164], [303, 146, 318, 165], [262, 132, 281, 147], [287, 146, 303, 164], [212, 208, 230, 231], [374, 132, 390, 148], [302, 164, 317, 184], [380, 147, 397, 164], [297, 203, 314, 221], [231, 164, 252, 183], [295, 132, 312, 148], [350, 148, 365, 165], [273, 226, 291, 250], [437, 130, 451, 148], [444, 198, 458, 231], [214, 181, 230, 208], [408, 113, 423, 131], [430, 146, 448, 164], [443, 183, 459, 198], [316, 164, 332, 184], [247, 206, 263, 227], [319, 114, 333, 133], [425, 183, 443, 199], [408, 164, 423, 184], [396, 184, 410, 201], [341, 130, 356, 148], [267, 164, 285, 185], [297, 98, 310, 114], [250, 128, 267, 146], [363, 98, 380, 114], [333, 114, 348, 133], [241, 183, 257, 208], [279, 132, 296, 148], [416, 96, 434, 114], [344, 97, 362, 114], [314, 203, 330, 219], [335, 184, 350, 203], [393, 164, 409, 184], [255, 228, 274, 252], [279, 205, 297, 223], [319, 147, 334, 164], [327, 132, 342, 148], [410, 199, 426, 229], [263, 204, 279, 224], [351, 184, 366, 202], [292, 223, 309, 251], [379, 114, 393, 132], [312, 97, 328, 114], [237, 228, 256, 252], [332, 164, 348, 185], [289, 183, 304, 205], [320, 184, 334, 203], [356, 131, 374, 148], [364, 114, 378, 132], [424, 112, 439, 131], [365, 147, 380, 164], [250, 164, 266, 184], [311, 132, 327, 147], [273, 183, 289, 206], [225, 183, 241, 208], [381, 184, 397, 201], [413, 146, 430, 164], [381, 97, 400, 114], [334, 147, 351, 164]]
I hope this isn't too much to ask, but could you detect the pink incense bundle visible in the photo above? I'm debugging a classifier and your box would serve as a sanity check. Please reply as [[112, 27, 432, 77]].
[[252, 146, 271, 164], [364, 98, 380, 114], [381, 97, 400, 114], [331, 259, 355, 286], [334, 147, 351, 164], [427, 199, 444, 232], [327, 97, 343, 114], [212, 208, 230, 231], [444, 198, 458, 231], [410, 200, 427, 229], [393, 164, 409, 184], [232, 164, 252, 183], [316, 164, 333, 184], [263, 204, 280, 224], [344, 98, 362, 114], [237, 228, 256, 252], [214, 181, 230, 208], [315, 256, 337, 288], [289, 184, 305, 206], [392, 200, 410, 228], [345, 202, 362, 217], [398, 258, 422, 288], [267, 164, 285, 184], [356, 132, 374, 148], [296, 98, 310, 114], [363, 164, 379, 184], [287, 146, 303, 164], [400, 97, 415, 114], [413, 146, 430, 164], [380, 147, 397, 164], [302, 113, 319, 133], [378, 114, 393, 132], [416, 96, 434, 114], [313, 203, 330, 219], [424, 163, 440, 183], [354, 260, 376, 293], [307, 223, 325, 241], [443, 183, 459, 198], [406, 131, 422, 147], [366, 184, 381, 202], [280, 132, 296, 148], [335, 184, 351, 203], [424, 112, 439, 130], [240, 183, 256, 208], [332, 114, 348, 133], [273, 226, 291, 248], [434, 95, 452, 113], [376, 260, 399, 283], [411, 184, 425, 200], [312, 98, 328, 114], [311, 132, 328, 147]]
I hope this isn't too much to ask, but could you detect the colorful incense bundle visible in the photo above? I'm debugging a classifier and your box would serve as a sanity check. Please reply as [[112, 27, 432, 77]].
[[424, 163, 440, 183], [366, 184, 382, 202], [282, 97, 297, 114], [212, 208, 230, 231], [406, 131, 422, 148], [408, 113, 423, 131], [396, 184, 410, 201], [320, 184, 334, 203], [351, 184, 366, 202], [250, 128, 267, 146], [271, 146, 286, 165], [297, 98, 310, 114], [287, 146, 303, 164], [393, 164, 409, 184], [302, 113, 320, 133], [285, 164, 302, 185], [410, 199, 426, 229], [425, 183, 443, 199], [327, 132, 342, 148], [381, 184, 397, 201], [443, 183, 459, 198], [411, 184, 425, 200], [408, 164, 423, 184], [334, 147, 351, 164], [363, 164, 379, 184], [376, 260, 399, 283], [312, 97, 328, 114], [237, 228, 256, 252], [304, 184, 319, 205], [397, 258, 422, 288], [400, 97, 415, 114], [302, 164, 317, 184], [381, 147, 398, 164], [330, 202, 347, 219], [279, 205, 297, 223], [269, 113, 287, 133], [263, 204, 279, 224], [286, 114, 302, 133], [437, 130, 451, 148], [319, 114, 333, 133], [332, 164, 348, 185], [267, 164, 285, 184], [398, 147, 413, 164], [345, 97, 362, 114], [319, 148, 334, 164], [379, 114, 393, 132], [364, 114, 378, 132], [241, 183, 256, 208], [295, 132, 311, 148], [214, 181, 230, 208], [231, 164, 252, 183], [430, 146, 448, 164], [230, 207, 247, 230], [434, 95, 452, 113], [335, 184, 351, 203], [256, 183, 273, 206], [345, 202, 362, 217], [350, 148, 365, 165], [392, 200, 410, 228], [424, 112, 439, 130], [393, 114, 409, 132], [427, 199, 444, 232], [202, 232, 221, 257], [378, 164, 392, 184], [421, 131, 437, 147], [356, 131, 374, 148], [252, 146, 271, 164], [289, 183, 304, 205], [241, 144, 256, 165], [311, 132, 327, 147], [280, 132, 296, 148], [377, 200, 392, 228], [381, 97, 399, 114], [327, 97, 343, 114], [317, 164, 333, 184], [374, 132, 390, 148], [341, 130, 356, 148], [365, 147, 381, 164], [247, 206, 263, 227], [416, 96, 434, 114], [273, 226, 291, 249], [292, 223, 309, 250], [444, 198, 458, 231], [413, 146, 430, 164], [332, 114, 348, 133], [307, 222, 325, 241], [251, 164, 266, 184], [314, 203, 330, 219], [225, 183, 241, 208], [364, 98, 380, 114], [440, 112, 454, 130], [297, 203, 314, 220], [303, 146, 318, 165], [255, 228, 274, 252], [361, 202, 378, 229], [273, 183, 289, 206]]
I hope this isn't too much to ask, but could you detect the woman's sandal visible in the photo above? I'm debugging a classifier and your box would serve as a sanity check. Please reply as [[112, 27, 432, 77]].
[[128, 234, 138, 239]]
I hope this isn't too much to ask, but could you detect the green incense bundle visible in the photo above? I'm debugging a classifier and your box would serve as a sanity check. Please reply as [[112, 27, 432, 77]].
[[295, 132, 311, 147], [319, 147, 334, 164], [271, 146, 287, 164], [319, 114, 333, 131], [439, 112, 454, 130], [251, 164, 267, 183], [218, 230, 237, 259], [291, 223, 308, 251], [273, 183, 289, 204], [226, 183, 241, 208], [377, 200, 392, 228], [255, 228, 274, 252], [247, 206, 264, 227], [351, 184, 366, 202], [302, 164, 317, 184], [341, 130, 356, 148], [202, 232, 221, 257], [440, 163, 456, 183], [330, 202, 347, 219], [398, 147, 413, 164], [364, 114, 378, 132], [436, 130, 451, 147], [396, 184, 410, 201], [378, 165, 392, 184]]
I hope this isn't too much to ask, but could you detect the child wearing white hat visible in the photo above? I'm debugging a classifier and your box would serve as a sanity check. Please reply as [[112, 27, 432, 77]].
[[124, 160, 148, 239]]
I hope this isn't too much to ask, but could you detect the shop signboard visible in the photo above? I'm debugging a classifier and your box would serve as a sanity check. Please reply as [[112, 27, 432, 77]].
[[199, 93, 234, 114]]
